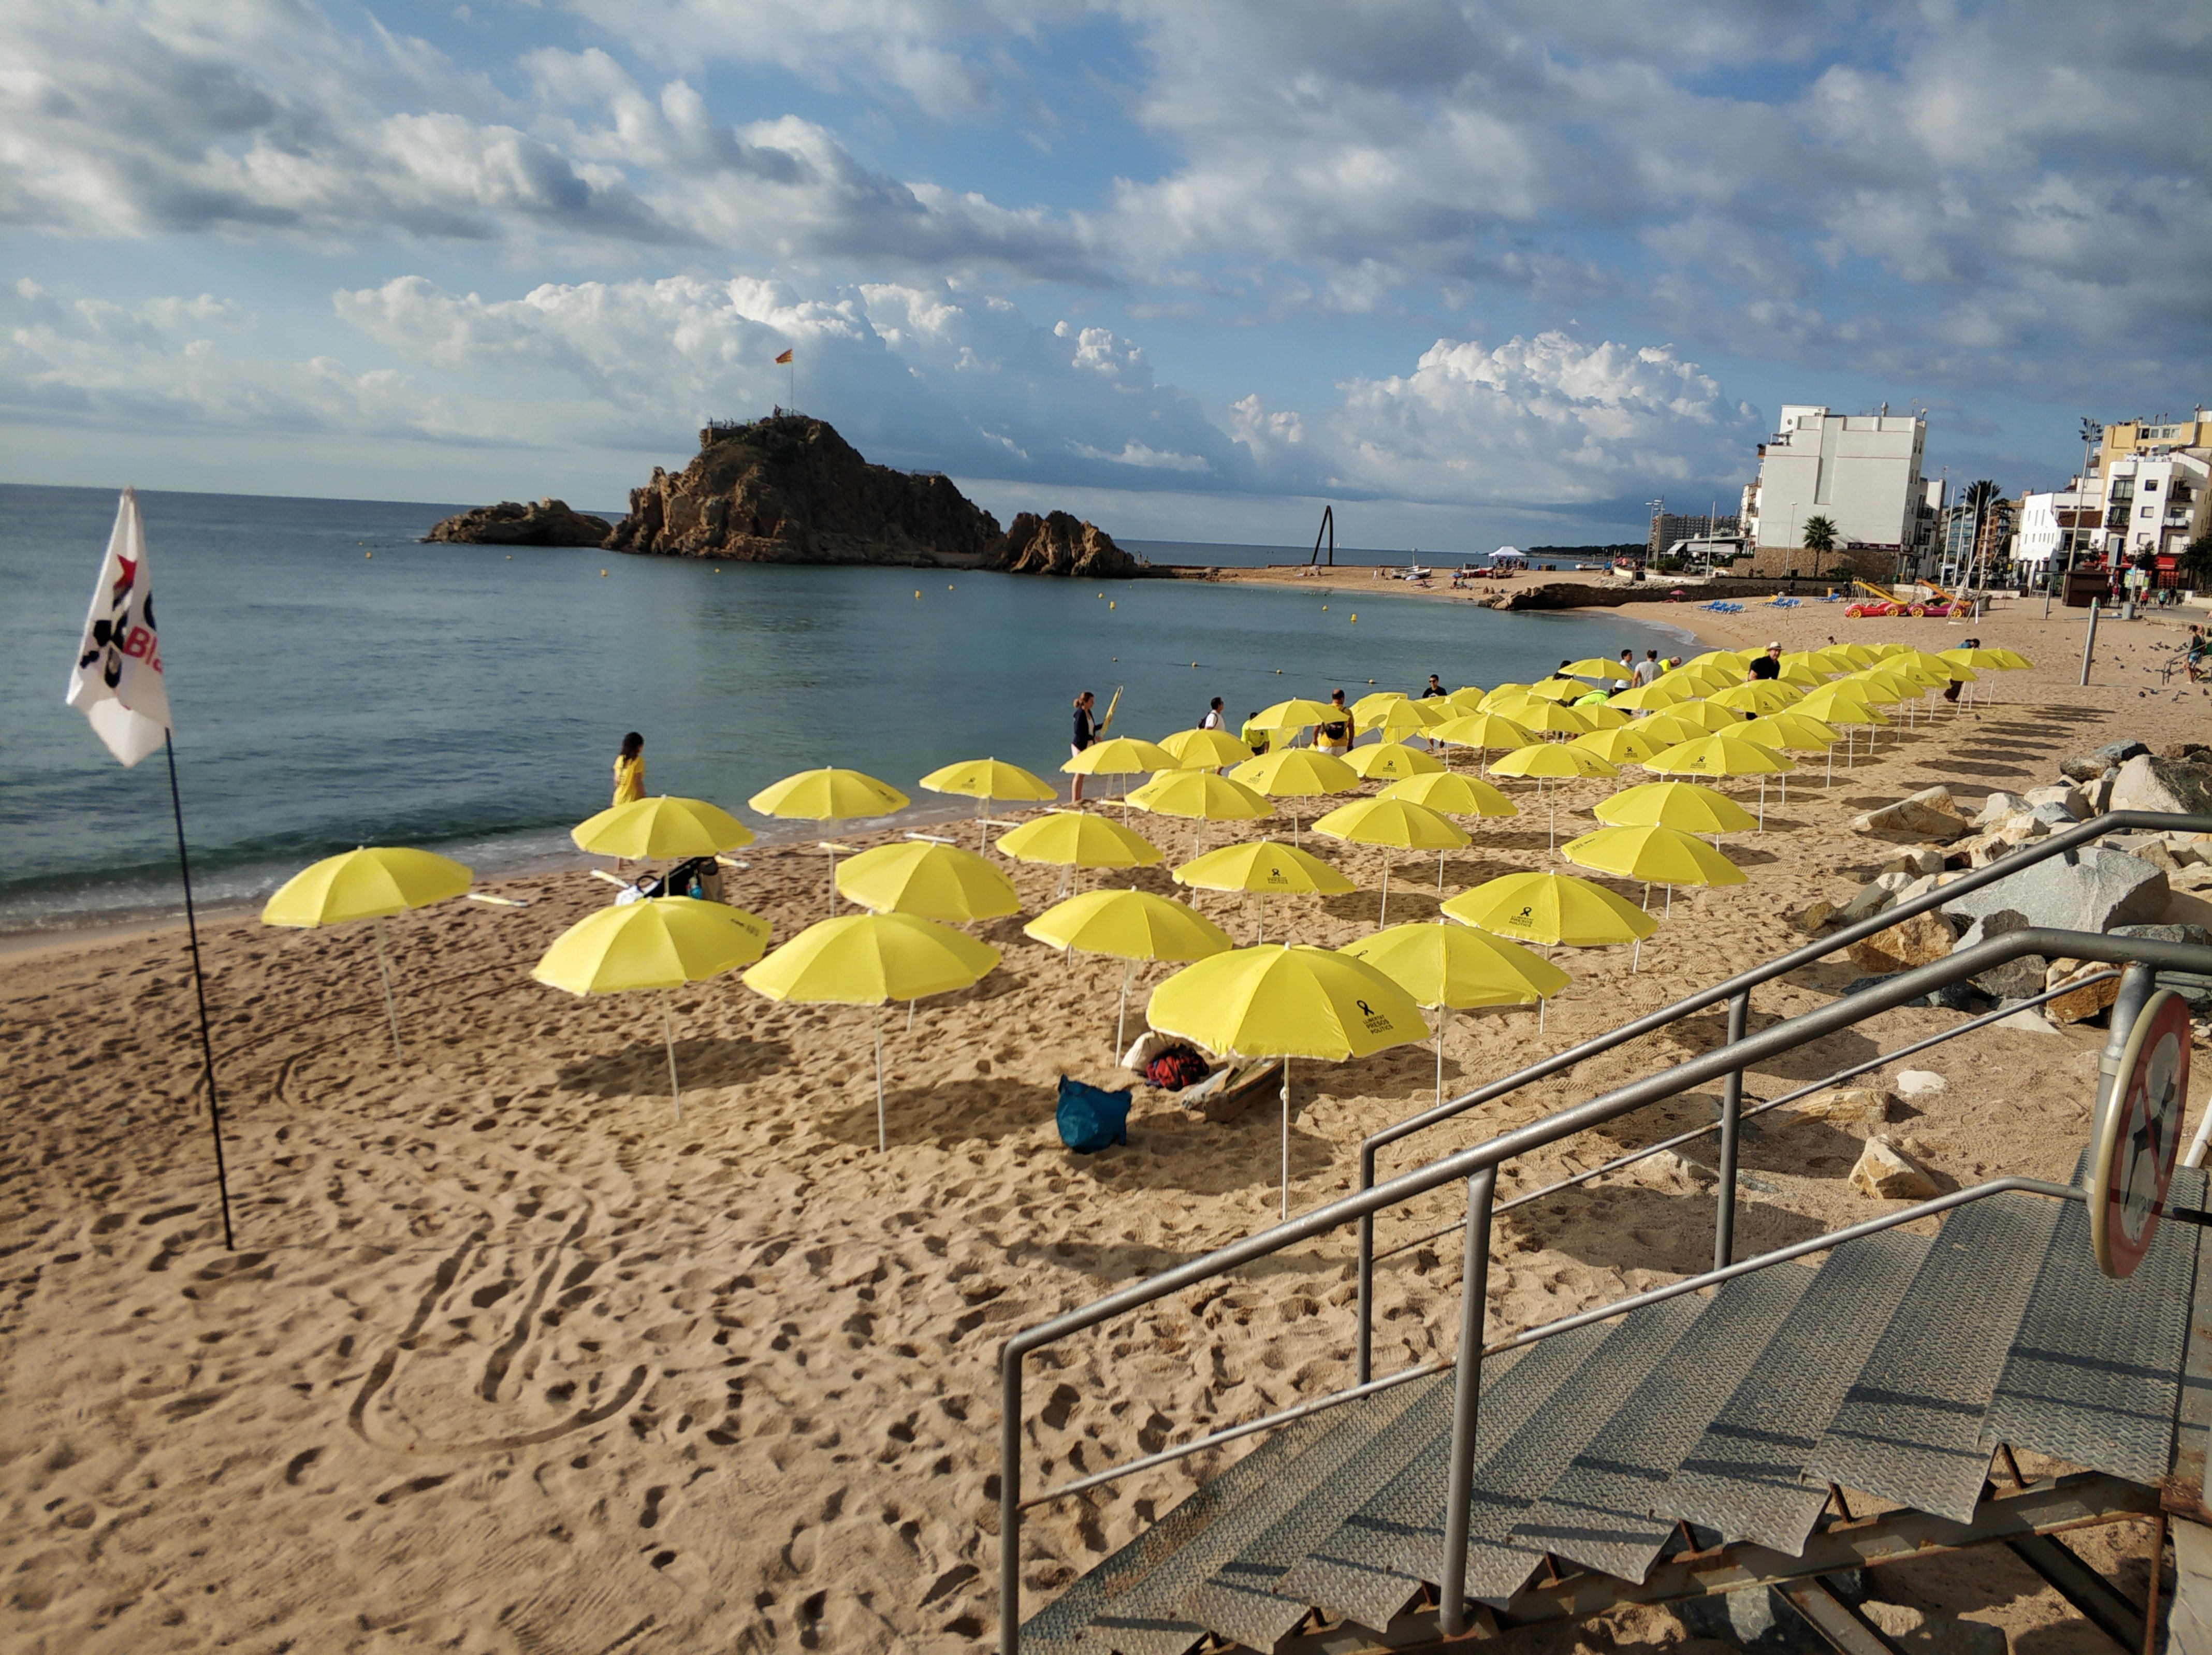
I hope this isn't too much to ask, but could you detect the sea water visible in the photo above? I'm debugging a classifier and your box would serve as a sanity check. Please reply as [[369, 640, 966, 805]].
[[0, 485, 1687, 933]]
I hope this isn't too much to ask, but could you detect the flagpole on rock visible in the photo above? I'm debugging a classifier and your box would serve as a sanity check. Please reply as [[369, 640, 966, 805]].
[[164, 731, 235, 1252]]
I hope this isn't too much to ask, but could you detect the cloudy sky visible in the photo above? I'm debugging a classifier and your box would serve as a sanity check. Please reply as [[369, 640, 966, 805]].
[[4, 1, 2207, 549]]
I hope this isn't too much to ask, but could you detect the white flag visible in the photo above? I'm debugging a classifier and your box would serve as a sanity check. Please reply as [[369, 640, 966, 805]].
[[66, 488, 172, 767]]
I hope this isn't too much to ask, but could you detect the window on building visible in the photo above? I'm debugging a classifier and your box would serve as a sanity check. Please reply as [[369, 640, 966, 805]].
[[2144, 479, 2159, 491], [2143, 505, 2156, 517]]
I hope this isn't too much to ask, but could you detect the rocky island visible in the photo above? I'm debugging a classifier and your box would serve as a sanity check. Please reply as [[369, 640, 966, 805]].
[[424, 498, 613, 546]]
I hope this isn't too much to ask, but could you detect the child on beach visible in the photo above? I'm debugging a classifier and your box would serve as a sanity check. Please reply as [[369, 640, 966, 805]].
[[611, 732, 645, 869]]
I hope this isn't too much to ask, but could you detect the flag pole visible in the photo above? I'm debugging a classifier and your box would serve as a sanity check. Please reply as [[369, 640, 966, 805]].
[[164, 731, 235, 1251]]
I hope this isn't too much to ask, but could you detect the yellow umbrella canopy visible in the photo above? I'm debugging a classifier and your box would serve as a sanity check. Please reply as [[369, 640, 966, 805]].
[[1311, 795, 1470, 924], [261, 846, 474, 1060], [1490, 743, 1618, 780], [1797, 683, 1887, 721], [1669, 699, 1750, 733], [1358, 698, 1448, 739], [1247, 697, 1341, 731], [1830, 643, 1881, 668], [1738, 712, 1840, 750], [1351, 690, 1409, 724], [750, 767, 910, 819], [1773, 660, 1824, 688], [1608, 679, 1694, 712], [1157, 727, 1261, 769], [1127, 767, 1273, 820], [532, 896, 773, 1121], [1478, 684, 1532, 711], [1444, 870, 1657, 950], [1525, 676, 1591, 702], [1575, 703, 1631, 729], [996, 811, 1163, 869], [1687, 648, 1751, 670], [1645, 735, 1794, 777], [917, 757, 1058, 804], [1444, 685, 1490, 713], [1627, 711, 1711, 747], [1429, 711, 1534, 753], [1660, 663, 1737, 695], [1708, 681, 1802, 715], [1063, 735, 1181, 776], [1026, 887, 1233, 1052], [1230, 747, 1362, 795], [1379, 772, 1517, 818], [1989, 647, 2033, 670], [1146, 942, 1431, 1214], [1344, 740, 1448, 781], [1562, 657, 1633, 683], [1174, 838, 1355, 896], [1572, 726, 1663, 766], [834, 839, 1020, 921], [743, 911, 1000, 1150], [572, 796, 754, 859], [1505, 699, 1595, 736], [1595, 780, 1758, 835], [1342, 921, 1572, 1104], [1891, 648, 1969, 681], [1562, 823, 1746, 890]]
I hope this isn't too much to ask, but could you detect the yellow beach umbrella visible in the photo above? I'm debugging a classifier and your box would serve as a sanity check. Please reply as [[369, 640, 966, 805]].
[[1990, 648, 2033, 670], [750, 767, 912, 914], [919, 757, 1057, 846], [1738, 710, 1842, 793], [1708, 681, 1802, 716], [1445, 685, 1490, 714], [1562, 823, 1744, 918], [1344, 740, 1447, 781], [1445, 869, 1657, 971], [1310, 795, 1470, 922], [1670, 699, 1749, 733], [834, 839, 1019, 922], [1146, 943, 1429, 1215], [1062, 735, 1180, 777], [743, 912, 999, 1151], [1156, 727, 1258, 770], [572, 795, 754, 860], [1379, 772, 1517, 820], [1351, 690, 1409, 725], [1247, 697, 1340, 732], [1489, 742, 1619, 848], [1687, 648, 1751, 670], [262, 846, 474, 1059], [1229, 747, 1362, 843], [1661, 664, 1737, 695], [1575, 703, 1631, 729], [1429, 712, 1535, 770], [1342, 921, 1571, 1100], [1174, 837, 1355, 943], [1358, 698, 1448, 740], [1608, 679, 1694, 712], [1573, 726, 1663, 767], [532, 896, 771, 1121], [1562, 657, 1633, 683], [1829, 643, 1881, 669], [1478, 684, 1532, 711], [1025, 888, 1232, 1052], [1506, 699, 1594, 737], [1645, 735, 1794, 830], [996, 812, 1162, 900], [1525, 677, 1590, 702], [1796, 685, 1889, 768], [1627, 711, 1710, 748], [1127, 767, 1273, 858], [1596, 779, 1757, 837]]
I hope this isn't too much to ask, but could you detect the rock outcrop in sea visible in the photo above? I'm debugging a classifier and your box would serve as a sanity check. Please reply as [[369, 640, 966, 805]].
[[425, 499, 613, 546], [605, 414, 1137, 577]]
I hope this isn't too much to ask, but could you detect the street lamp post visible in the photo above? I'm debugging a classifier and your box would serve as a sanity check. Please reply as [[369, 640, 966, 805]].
[[2047, 417, 2102, 619]]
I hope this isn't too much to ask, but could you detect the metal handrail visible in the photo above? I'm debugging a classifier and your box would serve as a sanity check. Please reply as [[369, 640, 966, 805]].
[[994, 924, 2212, 1652], [1352, 808, 2212, 1380]]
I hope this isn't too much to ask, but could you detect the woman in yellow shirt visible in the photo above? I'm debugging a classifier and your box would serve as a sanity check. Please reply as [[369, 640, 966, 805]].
[[612, 731, 646, 806]]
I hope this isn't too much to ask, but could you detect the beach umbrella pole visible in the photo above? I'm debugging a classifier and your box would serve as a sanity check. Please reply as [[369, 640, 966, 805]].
[[662, 992, 683, 1123], [1380, 863, 1390, 926], [372, 917, 404, 1061], [875, 1009, 887, 1153], [1116, 960, 1134, 1055], [1757, 778, 1767, 832], [1280, 1059, 1292, 1220]]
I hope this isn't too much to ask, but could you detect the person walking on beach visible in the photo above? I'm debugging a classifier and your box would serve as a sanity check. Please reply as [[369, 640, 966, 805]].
[[1747, 643, 1781, 682], [1070, 690, 1098, 803], [1617, 648, 1635, 679], [1199, 696, 1225, 730], [1316, 689, 1352, 757], [1240, 710, 1270, 757], [610, 731, 646, 869], [1633, 649, 1660, 686], [1421, 674, 1447, 698]]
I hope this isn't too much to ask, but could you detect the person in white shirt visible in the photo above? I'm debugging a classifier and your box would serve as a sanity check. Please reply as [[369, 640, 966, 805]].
[[1199, 697, 1225, 729]]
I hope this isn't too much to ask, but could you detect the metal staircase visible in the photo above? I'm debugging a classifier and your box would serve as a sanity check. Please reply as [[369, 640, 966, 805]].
[[993, 814, 2212, 1653]]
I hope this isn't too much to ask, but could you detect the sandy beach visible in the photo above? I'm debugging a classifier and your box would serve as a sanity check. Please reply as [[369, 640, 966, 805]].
[[6, 618, 2210, 1652]]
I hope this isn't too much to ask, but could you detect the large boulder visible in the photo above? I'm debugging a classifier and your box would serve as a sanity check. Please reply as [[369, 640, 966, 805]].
[[988, 511, 1138, 577], [1943, 846, 2170, 947], [2108, 753, 2212, 819], [1851, 786, 1970, 843], [1845, 910, 1957, 975], [426, 497, 612, 546]]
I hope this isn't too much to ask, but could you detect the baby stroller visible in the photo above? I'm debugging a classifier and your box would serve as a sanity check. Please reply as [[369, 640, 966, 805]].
[[620, 855, 725, 904]]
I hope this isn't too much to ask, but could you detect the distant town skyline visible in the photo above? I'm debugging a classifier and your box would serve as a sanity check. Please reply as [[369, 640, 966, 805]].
[[4, 1, 2207, 550]]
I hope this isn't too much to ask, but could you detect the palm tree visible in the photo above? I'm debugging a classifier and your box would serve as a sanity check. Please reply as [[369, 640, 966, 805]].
[[1801, 515, 1838, 555]]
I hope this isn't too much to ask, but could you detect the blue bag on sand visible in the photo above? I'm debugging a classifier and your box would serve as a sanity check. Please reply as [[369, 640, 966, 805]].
[[1056, 1076, 1131, 1154]]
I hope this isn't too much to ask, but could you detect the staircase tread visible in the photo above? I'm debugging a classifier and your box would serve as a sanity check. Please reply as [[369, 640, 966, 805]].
[[1069, 1383, 1424, 1655], [1663, 1228, 1932, 1553], [1981, 1166, 2204, 1484], [1505, 1266, 1816, 1583], [1803, 1191, 2067, 1524], [1274, 1320, 1611, 1633], [1444, 1296, 1710, 1605]]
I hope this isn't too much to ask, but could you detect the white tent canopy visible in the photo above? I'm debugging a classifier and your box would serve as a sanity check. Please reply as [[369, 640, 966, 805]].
[[1488, 546, 1528, 565]]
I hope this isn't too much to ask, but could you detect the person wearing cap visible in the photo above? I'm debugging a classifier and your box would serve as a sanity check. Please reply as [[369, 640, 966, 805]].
[[1746, 643, 1782, 682]]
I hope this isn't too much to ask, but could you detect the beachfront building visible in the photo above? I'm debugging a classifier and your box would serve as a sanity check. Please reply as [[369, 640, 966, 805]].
[[1739, 405, 1931, 580], [2014, 486, 2101, 585], [2094, 450, 2207, 563], [1646, 509, 1740, 557]]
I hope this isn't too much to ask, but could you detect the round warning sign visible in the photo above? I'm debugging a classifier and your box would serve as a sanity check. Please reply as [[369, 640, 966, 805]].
[[2088, 989, 2192, 1279]]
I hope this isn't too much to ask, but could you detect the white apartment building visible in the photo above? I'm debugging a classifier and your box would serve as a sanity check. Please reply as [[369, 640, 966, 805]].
[[1740, 405, 1929, 575], [2094, 451, 2206, 560], [2014, 486, 2100, 575]]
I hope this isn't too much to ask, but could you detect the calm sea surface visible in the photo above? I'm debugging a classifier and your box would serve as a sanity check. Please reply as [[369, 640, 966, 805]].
[[0, 485, 1686, 933]]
